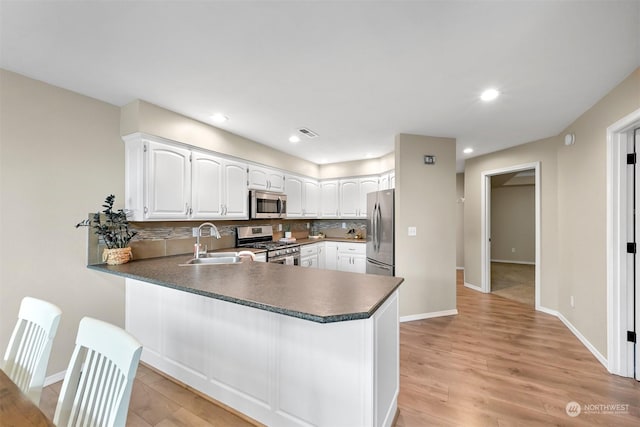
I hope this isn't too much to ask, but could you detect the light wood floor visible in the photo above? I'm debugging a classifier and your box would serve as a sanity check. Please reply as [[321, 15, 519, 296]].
[[41, 271, 640, 426]]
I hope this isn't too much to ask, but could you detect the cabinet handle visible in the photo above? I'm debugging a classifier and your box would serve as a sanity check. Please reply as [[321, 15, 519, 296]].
[[189, 207, 193, 215]]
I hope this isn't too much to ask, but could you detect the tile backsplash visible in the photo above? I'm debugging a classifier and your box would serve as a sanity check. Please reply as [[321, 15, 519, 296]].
[[86, 218, 367, 264]]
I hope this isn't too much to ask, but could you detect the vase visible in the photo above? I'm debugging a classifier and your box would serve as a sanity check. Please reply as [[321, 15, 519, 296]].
[[102, 247, 133, 265]]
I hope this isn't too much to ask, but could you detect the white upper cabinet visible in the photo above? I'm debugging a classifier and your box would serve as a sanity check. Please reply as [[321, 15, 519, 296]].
[[192, 150, 248, 219], [248, 165, 285, 193], [379, 171, 395, 190], [191, 151, 223, 218], [124, 134, 247, 221], [339, 176, 379, 218], [145, 141, 192, 220], [285, 175, 319, 218], [124, 133, 392, 222], [223, 160, 249, 218], [339, 179, 360, 218], [303, 179, 319, 217], [319, 180, 340, 218]]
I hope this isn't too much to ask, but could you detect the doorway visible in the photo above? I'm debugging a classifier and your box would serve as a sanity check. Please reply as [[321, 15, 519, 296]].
[[489, 170, 536, 306], [480, 162, 541, 310], [607, 108, 640, 380]]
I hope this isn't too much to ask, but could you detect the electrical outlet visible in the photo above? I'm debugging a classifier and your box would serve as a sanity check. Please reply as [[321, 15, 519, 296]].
[[570, 296, 575, 308], [278, 224, 282, 231], [306, 222, 310, 229], [342, 222, 346, 228], [192, 227, 198, 237], [408, 226, 417, 236], [511, 248, 516, 253]]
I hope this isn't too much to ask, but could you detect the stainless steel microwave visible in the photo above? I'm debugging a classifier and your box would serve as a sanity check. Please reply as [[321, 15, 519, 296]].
[[250, 190, 287, 219]]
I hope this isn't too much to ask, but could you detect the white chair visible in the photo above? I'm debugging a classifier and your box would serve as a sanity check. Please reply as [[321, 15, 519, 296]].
[[54, 317, 142, 427], [2, 296, 62, 404]]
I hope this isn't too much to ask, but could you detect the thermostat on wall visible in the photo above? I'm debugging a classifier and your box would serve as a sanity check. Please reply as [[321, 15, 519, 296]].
[[424, 155, 436, 165]]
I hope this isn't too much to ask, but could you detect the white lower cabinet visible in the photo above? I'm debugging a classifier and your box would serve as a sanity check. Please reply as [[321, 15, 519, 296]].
[[323, 242, 339, 271], [300, 243, 319, 268], [126, 279, 399, 427], [254, 252, 267, 262], [337, 242, 366, 274]]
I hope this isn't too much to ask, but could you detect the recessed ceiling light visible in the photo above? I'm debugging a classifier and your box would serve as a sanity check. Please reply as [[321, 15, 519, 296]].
[[463, 148, 474, 154], [289, 135, 300, 143], [211, 113, 228, 123], [480, 88, 500, 102]]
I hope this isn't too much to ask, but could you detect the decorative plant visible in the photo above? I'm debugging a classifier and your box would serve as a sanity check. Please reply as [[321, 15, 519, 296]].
[[76, 194, 137, 249]]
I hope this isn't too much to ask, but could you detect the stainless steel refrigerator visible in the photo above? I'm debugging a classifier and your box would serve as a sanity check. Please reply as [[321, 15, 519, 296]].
[[366, 189, 395, 276]]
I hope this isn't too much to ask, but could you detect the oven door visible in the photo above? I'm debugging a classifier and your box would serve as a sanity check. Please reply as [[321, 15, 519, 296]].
[[251, 191, 287, 219], [268, 253, 300, 266]]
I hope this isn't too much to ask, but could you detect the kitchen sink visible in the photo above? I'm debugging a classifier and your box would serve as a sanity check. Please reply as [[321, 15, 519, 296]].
[[180, 252, 242, 266]]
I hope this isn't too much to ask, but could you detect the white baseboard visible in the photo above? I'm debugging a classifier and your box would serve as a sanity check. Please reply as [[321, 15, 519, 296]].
[[535, 305, 557, 317], [464, 282, 483, 292], [400, 309, 458, 323], [491, 259, 535, 265], [456, 266, 464, 270], [44, 370, 66, 386], [555, 311, 607, 368]]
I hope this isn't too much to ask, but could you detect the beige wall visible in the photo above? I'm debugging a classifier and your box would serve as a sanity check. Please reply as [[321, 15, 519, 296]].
[[319, 152, 395, 179], [490, 185, 535, 263], [456, 173, 464, 268], [464, 67, 640, 357], [122, 100, 320, 178], [0, 69, 125, 375], [556, 68, 640, 355], [395, 134, 456, 316]]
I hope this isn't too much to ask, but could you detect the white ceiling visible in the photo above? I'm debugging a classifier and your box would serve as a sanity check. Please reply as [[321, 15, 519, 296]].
[[1, 1, 639, 171]]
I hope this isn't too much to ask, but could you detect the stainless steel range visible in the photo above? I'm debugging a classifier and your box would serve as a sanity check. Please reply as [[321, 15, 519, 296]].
[[236, 225, 300, 265]]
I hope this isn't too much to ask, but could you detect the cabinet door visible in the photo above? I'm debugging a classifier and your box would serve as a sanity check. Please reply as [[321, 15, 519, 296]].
[[223, 160, 248, 218], [352, 255, 366, 274], [320, 180, 340, 218], [389, 171, 395, 189], [191, 151, 224, 219], [339, 179, 359, 218], [146, 142, 191, 219], [285, 176, 304, 218], [248, 166, 269, 191], [358, 177, 379, 218], [267, 170, 285, 192], [317, 244, 325, 269], [303, 179, 319, 217], [324, 243, 338, 271], [380, 174, 389, 190], [248, 166, 285, 192]]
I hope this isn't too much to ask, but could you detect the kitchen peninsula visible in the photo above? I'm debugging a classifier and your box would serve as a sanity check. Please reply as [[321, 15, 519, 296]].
[[90, 255, 403, 427]]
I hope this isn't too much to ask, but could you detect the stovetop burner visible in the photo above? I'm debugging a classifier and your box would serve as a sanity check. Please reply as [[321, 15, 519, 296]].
[[236, 225, 300, 252]]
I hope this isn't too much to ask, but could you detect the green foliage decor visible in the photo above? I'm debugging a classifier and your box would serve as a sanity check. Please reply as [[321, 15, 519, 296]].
[[76, 194, 137, 249]]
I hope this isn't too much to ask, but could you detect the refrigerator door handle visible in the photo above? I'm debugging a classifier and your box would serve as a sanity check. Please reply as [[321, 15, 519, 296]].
[[373, 203, 378, 251], [372, 202, 377, 252], [376, 202, 382, 252]]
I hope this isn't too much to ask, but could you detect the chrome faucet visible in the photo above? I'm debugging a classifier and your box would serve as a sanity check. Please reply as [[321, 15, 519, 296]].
[[195, 222, 221, 258]]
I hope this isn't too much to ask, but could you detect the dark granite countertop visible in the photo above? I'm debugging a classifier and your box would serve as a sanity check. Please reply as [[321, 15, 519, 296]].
[[89, 255, 403, 323]]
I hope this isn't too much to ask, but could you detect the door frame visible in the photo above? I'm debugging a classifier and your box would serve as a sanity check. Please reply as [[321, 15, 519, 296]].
[[606, 107, 640, 378], [480, 162, 541, 310]]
